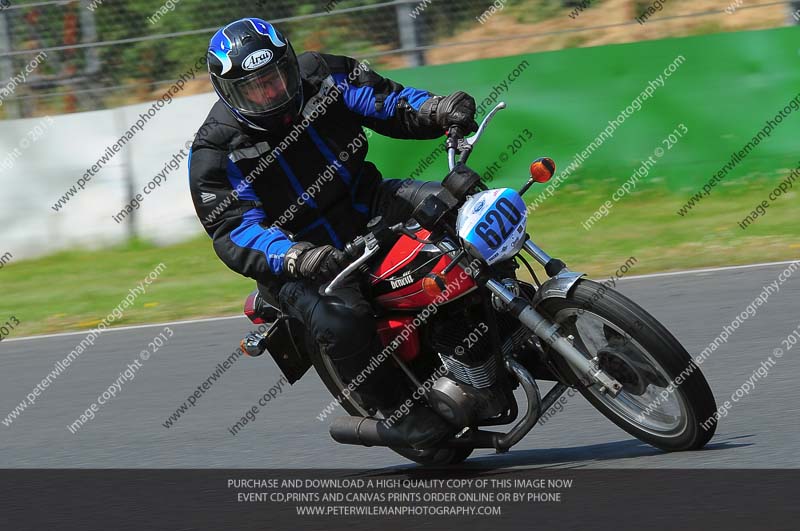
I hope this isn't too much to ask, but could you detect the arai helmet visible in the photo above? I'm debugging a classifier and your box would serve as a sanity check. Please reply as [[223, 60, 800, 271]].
[[207, 18, 303, 132]]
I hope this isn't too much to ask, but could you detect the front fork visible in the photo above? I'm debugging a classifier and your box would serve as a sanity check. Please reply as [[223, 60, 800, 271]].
[[485, 239, 623, 397]]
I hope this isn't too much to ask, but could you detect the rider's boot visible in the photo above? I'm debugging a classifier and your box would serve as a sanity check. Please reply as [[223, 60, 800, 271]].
[[376, 401, 455, 450], [331, 336, 455, 450]]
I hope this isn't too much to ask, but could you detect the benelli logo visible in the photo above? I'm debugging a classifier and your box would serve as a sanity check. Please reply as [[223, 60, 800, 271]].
[[389, 274, 414, 289], [243, 49, 273, 71]]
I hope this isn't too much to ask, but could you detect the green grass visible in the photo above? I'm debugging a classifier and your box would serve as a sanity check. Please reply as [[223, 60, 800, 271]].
[[2, 182, 797, 339], [524, 178, 799, 277], [0, 237, 252, 339]]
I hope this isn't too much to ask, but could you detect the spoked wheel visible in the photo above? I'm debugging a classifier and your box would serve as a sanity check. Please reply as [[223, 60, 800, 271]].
[[307, 344, 474, 466], [538, 279, 717, 451]]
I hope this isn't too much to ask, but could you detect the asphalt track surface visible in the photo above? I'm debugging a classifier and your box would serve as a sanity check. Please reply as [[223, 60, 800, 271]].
[[2, 261, 799, 469]]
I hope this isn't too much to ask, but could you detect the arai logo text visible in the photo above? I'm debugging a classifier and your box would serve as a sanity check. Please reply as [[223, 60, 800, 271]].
[[243, 49, 273, 71]]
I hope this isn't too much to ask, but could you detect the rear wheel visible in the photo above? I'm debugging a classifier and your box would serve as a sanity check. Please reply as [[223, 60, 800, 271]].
[[538, 279, 717, 451], [308, 344, 474, 466]]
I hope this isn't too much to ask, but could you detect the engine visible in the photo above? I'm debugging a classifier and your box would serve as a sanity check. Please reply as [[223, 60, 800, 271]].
[[425, 296, 530, 426]]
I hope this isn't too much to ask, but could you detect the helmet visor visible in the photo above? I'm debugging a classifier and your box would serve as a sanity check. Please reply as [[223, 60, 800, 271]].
[[213, 54, 299, 115]]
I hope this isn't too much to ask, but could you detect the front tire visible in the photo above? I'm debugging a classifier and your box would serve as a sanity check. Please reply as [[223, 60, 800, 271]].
[[538, 279, 717, 452]]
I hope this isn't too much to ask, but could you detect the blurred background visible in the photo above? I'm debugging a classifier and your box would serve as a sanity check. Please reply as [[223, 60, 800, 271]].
[[2, 0, 799, 117], [1, 0, 799, 335]]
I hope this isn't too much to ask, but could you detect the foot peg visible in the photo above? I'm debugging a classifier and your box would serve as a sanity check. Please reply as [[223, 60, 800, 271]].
[[241, 332, 268, 357]]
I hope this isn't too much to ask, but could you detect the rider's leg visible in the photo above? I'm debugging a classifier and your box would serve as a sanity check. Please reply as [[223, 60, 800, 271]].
[[275, 279, 404, 409], [273, 279, 453, 449]]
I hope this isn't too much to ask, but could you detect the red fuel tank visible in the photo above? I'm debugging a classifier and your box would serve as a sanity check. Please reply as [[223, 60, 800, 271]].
[[370, 229, 477, 310]]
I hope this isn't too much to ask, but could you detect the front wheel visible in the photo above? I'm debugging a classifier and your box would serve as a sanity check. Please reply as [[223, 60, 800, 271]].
[[538, 279, 717, 452]]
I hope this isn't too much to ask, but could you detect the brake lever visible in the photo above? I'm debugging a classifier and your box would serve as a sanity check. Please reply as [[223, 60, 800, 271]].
[[465, 101, 506, 148], [324, 234, 380, 296], [447, 101, 506, 170]]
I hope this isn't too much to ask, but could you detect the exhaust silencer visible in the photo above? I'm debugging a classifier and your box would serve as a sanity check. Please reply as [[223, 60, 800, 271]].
[[329, 416, 409, 448]]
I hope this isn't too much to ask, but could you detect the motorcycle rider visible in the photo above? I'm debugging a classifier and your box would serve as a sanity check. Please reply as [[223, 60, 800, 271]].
[[189, 18, 478, 449]]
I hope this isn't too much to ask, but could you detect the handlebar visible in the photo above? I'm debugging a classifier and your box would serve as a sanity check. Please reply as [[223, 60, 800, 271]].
[[446, 125, 465, 170], [447, 101, 507, 171], [326, 102, 508, 294]]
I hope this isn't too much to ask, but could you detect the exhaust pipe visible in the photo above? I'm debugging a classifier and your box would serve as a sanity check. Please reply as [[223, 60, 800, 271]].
[[331, 360, 543, 451], [329, 416, 410, 448]]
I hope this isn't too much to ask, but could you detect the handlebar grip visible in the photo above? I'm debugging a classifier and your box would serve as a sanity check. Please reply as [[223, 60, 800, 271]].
[[447, 125, 463, 136]]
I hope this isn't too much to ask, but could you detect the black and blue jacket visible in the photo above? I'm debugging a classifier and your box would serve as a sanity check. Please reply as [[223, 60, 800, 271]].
[[188, 52, 443, 285]]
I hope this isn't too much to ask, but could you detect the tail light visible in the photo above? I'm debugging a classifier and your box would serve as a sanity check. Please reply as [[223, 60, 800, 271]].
[[243, 291, 266, 324]]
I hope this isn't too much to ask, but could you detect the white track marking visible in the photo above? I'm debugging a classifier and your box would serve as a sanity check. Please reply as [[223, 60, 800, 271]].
[[6, 259, 798, 343], [619, 259, 799, 281], [3, 315, 244, 343]]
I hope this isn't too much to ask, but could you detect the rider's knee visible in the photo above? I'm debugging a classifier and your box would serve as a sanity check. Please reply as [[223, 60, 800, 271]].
[[311, 296, 375, 358]]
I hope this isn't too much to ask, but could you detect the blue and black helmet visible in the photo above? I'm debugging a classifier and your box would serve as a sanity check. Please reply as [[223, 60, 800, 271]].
[[207, 18, 303, 132]]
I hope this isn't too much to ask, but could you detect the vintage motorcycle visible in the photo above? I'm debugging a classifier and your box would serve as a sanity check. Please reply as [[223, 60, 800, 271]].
[[242, 102, 717, 466]]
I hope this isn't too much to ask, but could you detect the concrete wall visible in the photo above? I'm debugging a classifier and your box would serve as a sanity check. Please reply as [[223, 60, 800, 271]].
[[0, 92, 217, 259]]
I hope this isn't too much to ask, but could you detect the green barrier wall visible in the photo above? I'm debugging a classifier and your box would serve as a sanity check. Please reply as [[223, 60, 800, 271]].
[[367, 27, 800, 193]]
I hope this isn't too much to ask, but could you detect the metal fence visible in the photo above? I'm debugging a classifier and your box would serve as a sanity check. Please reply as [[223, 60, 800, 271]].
[[0, 0, 797, 118]]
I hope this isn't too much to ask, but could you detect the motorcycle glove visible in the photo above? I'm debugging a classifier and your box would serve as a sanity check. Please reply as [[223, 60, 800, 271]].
[[284, 242, 348, 282], [419, 91, 479, 133]]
